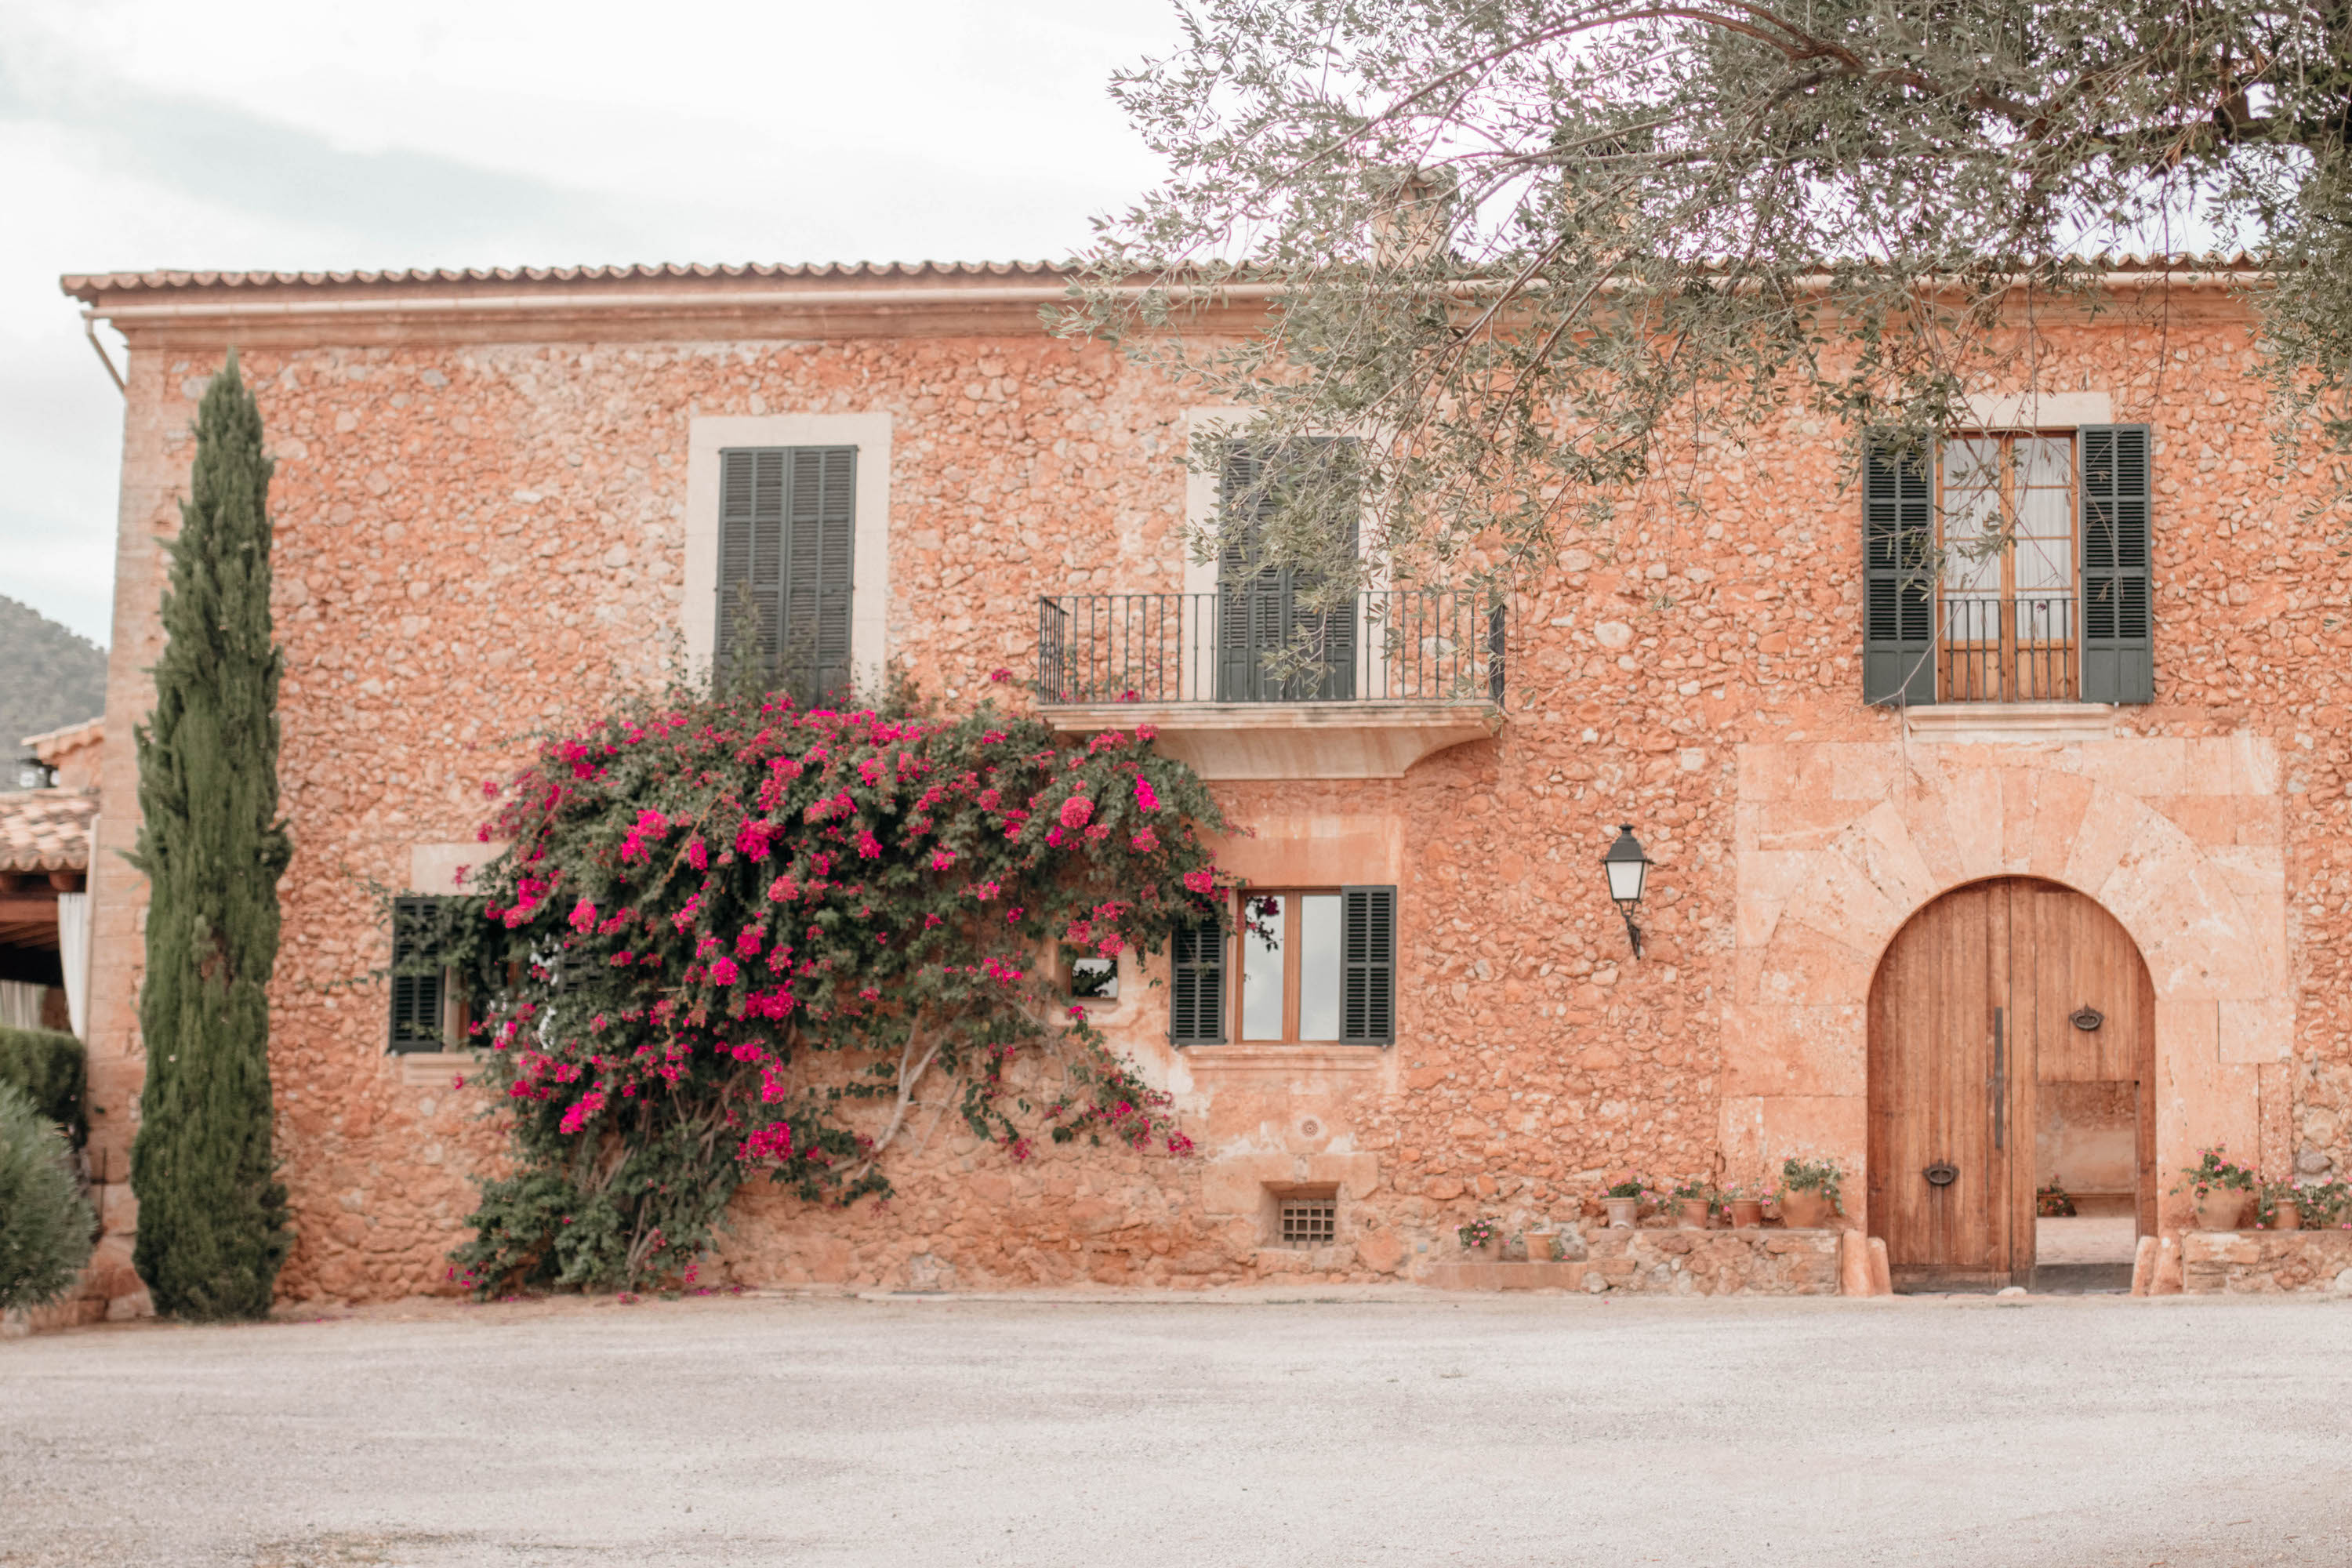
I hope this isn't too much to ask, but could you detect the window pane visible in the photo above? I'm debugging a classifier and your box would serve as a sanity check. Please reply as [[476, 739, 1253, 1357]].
[[1065, 947, 1119, 1000], [1297, 895, 1342, 1041], [1941, 441, 2003, 594], [1240, 894, 1286, 1040], [2016, 437, 2071, 488]]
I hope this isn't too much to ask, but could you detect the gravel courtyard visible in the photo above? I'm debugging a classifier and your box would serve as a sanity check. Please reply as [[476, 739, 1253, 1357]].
[[4, 1290, 2349, 1567]]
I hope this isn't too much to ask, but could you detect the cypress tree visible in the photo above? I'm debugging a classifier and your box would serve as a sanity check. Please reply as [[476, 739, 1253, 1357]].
[[129, 350, 293, 1319]]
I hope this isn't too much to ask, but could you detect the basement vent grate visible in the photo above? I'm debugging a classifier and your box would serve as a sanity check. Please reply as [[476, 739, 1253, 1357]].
[[1279, 1200, 1336, 1247]]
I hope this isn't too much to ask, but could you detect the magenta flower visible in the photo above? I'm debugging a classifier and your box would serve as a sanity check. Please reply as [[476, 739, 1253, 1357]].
[[1134, 776, 1160, 813], [1059, 795, 1094, 829]]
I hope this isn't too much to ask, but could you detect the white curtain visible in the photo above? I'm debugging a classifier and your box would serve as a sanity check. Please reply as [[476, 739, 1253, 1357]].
[[0, 981, 42, 1030], [56, 891, 91, 1040]]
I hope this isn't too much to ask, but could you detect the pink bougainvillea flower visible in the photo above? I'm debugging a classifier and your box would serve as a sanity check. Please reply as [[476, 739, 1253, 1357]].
[[931, 848, 957, 871], [707, 956, 741, 986], [1058, 796, 1094, 829], [1131, 829, 1160, 852], [768, 875, 800, 903], [989, 667, 1011, 682], [857, 829, 883, 859], [1133, 776, 1160, 813], [568, 898, 598, 933], [686, 837, 710, 870], [739, 1120, 794, 1162], [1183, 869, 1216, 895]]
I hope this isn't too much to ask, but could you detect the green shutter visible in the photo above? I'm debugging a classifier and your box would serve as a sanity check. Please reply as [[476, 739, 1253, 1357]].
[[784, 446, 857, 706], [716, 448, 785, 691], [2079, 425, 2154, 704], [1169, 914, 1226, 1045], [1862, 438, 1936, 706], [717, 446, 855, 703], [1215, 439, 1359, 701], [390, 896, 448, 1054], [1341, 885, 1396, 1044]]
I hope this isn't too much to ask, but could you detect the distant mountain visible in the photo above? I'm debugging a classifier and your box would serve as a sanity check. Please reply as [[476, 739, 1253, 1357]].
[[0, 595, 107, 753]]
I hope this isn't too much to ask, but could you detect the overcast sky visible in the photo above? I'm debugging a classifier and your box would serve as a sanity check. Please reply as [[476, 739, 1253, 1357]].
[[0, 0, 1178, 644]]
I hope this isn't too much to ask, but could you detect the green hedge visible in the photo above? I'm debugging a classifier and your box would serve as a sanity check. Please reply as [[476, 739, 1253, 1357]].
[[0, 1025, 85, 1146], [0, 1081, 96, 1311]]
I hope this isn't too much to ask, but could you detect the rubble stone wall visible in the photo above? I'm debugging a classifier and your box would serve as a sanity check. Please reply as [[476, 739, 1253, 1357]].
[[71, 282, 2352, 1306]]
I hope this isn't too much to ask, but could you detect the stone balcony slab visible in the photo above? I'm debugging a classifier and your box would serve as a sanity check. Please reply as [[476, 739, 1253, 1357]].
[[1040, 700, 1504, 780]]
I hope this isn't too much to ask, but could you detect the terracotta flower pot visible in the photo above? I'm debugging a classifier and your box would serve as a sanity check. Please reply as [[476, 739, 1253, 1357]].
[[2194, 1189, 2249, 1232], [1525, 1229, 1559, 1261], [1780, 1190, 1833, 1229], [1676, 1199, 1711, 1230], [2274, 1201, 2303, 1232], [1730, 1199, 1764, 1229], [1603, 1196, 1640, 1229]]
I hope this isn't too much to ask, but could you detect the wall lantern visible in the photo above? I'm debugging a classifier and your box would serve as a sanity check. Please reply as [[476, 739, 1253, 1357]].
[[1601, 824, 1652, 957]]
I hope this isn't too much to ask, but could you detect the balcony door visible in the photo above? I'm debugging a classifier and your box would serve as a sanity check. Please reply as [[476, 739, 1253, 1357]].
[[1216, 441, 1357, 702], [1938, 434, 2078, 702]]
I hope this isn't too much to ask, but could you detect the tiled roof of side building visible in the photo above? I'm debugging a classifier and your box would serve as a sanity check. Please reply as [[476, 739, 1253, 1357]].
[[0, 790, 98, 875]]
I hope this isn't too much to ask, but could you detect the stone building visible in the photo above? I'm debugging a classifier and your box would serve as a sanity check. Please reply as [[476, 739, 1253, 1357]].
[[55, 260, 2346, 1309]]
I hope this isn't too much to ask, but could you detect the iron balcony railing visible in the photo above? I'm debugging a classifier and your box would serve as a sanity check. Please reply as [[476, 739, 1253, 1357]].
[[1037, 590, 1505, 706], [1938, 592, 2077, 703]]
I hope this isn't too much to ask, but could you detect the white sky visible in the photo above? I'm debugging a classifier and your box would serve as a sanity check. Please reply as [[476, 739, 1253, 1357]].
[[0, 0, 1179, 644]]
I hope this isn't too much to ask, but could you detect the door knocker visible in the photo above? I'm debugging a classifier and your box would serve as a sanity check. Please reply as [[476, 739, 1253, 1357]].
[[2070, 1005, 2105, 1032], [1924, 1161, 1958, 1188]]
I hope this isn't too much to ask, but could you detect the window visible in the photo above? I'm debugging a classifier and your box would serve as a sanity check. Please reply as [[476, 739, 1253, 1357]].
[[1064, 945, 1119, 1002], [1862, 425, 2151, 706], [1939, 434, 2077, 702], [1169, 885, 1396, 1046], [1217, 439, 1361, 701], [390, 895, 464, 1054], [1279, 1199, 1337, 1247], [717, 445, 856, 706]]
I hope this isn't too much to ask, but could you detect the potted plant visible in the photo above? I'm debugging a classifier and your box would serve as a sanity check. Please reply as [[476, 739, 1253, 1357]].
[[1524, 1221, 1561, 1261], [2258, 1178, 2303, 1231], [1456, 1218, 1504, 1259], [1720, 1185, 1764, 1229], [1664, 1178, 1713, 1229], [1778, 1157, 1843, 1228], [2298, 1178, 2352, 1229], [2173, 1147, 2256, 1231], [1602, 1178, 1643, 1229], [2035, 1181, 2078, 1218]]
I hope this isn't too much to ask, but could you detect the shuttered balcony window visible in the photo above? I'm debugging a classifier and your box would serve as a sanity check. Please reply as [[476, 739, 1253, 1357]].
[[1863, 425, 2151, 706], [1939, 434, 2079, 702]]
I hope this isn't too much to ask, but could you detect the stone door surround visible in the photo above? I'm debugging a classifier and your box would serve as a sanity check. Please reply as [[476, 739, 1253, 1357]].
[[1727, 734, 2285, 1234]]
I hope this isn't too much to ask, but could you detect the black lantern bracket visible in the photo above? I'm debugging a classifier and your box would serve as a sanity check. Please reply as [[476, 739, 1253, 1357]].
[[1601, 824, 1653, 960]]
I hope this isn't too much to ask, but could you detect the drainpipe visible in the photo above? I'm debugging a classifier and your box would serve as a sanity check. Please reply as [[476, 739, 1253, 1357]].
[[82, 312, 125, 394]]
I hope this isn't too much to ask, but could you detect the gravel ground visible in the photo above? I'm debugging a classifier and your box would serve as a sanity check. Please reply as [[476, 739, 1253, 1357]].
[[4, 1288, 2350, 1567]]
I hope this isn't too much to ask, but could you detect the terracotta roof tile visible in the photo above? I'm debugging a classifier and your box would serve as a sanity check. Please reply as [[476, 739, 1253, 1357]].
[[60, 259, 1069, 300], [21, 717, 103, 757], [0, 791, 98, 874], [56, 252, 2269, 303]]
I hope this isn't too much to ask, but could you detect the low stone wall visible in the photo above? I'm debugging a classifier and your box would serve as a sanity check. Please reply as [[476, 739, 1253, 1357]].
[[2181, 1229, 2352, 1294], [1425, 1227, 1843, 1295]]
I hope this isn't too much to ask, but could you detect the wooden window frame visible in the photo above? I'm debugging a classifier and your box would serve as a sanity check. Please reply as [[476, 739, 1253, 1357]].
[[1231, 887, 1347, 1044], [1936, 430, 2081, 703]]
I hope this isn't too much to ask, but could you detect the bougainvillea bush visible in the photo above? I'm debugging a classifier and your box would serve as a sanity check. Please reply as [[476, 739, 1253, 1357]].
[[443, 681, 1228, 1295]]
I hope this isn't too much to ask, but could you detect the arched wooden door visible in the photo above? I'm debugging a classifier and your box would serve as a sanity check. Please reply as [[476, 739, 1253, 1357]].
[[1867, 878, 2156, 1291]]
